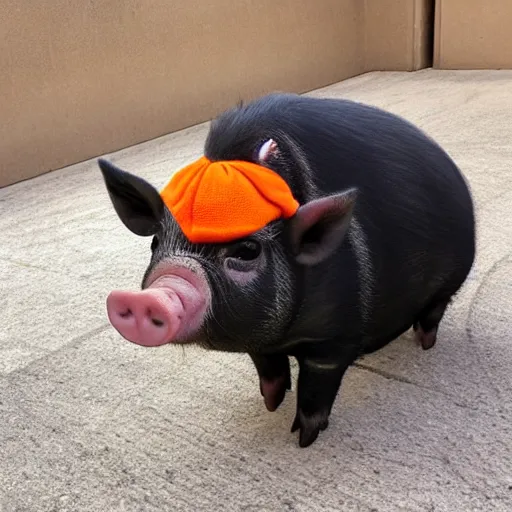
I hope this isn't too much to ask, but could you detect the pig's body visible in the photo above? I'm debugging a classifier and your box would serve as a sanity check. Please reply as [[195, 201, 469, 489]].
[[99, 93, 475, 447], [204, 94, 475, 353]]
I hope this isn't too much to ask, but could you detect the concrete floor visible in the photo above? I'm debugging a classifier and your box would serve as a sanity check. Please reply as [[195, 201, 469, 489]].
[[1, 69, 512, 511]]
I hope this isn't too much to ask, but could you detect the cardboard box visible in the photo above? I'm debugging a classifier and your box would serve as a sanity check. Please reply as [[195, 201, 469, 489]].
[[1, 0, 432, 188], [434, 0, 512, 69]]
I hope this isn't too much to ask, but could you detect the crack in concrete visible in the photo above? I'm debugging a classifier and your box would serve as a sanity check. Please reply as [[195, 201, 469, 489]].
[[1, 323, 112, 380], [0, 256, 100, 281], [350, 361, 473, 406], [351, 361, 416, 385], [465, 251, 512, 405], [0, 256, 63, 274]]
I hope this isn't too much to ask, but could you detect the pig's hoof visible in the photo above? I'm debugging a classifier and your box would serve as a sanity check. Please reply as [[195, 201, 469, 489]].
[[414, 325, 438, 350], [259, 374, 291, 412], [291, 409, 329, 448]]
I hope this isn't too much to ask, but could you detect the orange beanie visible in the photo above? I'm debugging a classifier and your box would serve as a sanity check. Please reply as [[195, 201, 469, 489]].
[[160, 156, 299, 244]]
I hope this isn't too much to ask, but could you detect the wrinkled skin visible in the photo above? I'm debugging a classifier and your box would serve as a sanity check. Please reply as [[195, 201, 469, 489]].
[[99, 93, 475, 447]]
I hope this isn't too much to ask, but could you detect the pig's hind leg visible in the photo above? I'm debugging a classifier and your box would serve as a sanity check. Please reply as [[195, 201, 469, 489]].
[[413, 262, 474, 350], [250, 353, 291, 412], [413, 295, 452, 350]]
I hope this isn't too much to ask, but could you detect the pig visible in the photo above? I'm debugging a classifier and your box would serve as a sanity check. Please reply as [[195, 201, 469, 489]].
[[98, 92, 476, 447]]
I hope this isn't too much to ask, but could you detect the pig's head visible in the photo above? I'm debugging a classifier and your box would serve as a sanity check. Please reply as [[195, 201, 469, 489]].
[[98, 139, 357, 353]]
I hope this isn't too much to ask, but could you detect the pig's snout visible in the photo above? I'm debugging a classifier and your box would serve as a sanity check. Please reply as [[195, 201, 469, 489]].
[[106, 272, 209, 347], [106, 289, 183, 347]]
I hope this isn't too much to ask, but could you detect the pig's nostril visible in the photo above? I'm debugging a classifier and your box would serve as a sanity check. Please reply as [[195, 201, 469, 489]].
[[151, 317, 164, 327], [119, 308, 132, 319], [146, 309, 164, 327]]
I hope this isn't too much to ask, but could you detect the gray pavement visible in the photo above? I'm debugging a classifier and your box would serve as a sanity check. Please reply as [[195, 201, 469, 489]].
[[1, 69, 512, 511]]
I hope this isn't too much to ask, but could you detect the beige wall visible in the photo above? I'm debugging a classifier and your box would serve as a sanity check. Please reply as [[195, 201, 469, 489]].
[[1, 0, 431, 187], [434, 0, 512, 69], [365, 0, 433, 72]]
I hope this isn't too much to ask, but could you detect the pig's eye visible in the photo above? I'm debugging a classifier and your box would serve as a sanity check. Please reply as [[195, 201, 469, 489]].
[[223, 240, 264, 281], [150, 236, 159, 252], [226, 240, 262, 261]]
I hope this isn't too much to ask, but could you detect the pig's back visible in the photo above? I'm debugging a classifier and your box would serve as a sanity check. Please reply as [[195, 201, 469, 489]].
[[205, 93, 476, 348], [205, 93, 473, 223]]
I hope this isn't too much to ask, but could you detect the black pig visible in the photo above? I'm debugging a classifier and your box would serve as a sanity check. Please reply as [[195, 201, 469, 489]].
[[98, 93, 476, 447]]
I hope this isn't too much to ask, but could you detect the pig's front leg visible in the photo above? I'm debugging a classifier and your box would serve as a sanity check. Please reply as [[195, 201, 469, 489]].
[[291, 353, 353, 448], [249, 353, 291, 412]]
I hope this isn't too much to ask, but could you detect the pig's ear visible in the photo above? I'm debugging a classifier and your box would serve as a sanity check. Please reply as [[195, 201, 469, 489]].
[[258, 138, 280, 163], [288, 188, 357, 266], [98, 158, 164, 236]]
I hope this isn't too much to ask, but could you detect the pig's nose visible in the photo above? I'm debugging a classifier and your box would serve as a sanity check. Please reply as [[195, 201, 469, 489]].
[[117, 304, 164, 327], [106, 289, 182, 347]]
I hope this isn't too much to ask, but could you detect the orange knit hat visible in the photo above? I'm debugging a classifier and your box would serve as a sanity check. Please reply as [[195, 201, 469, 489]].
[[160, 156, 299, 244]]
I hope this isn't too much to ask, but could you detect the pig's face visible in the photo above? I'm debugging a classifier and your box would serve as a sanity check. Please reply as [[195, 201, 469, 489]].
[[98, 141, 357, 353], [134, 206, 295, 353]]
